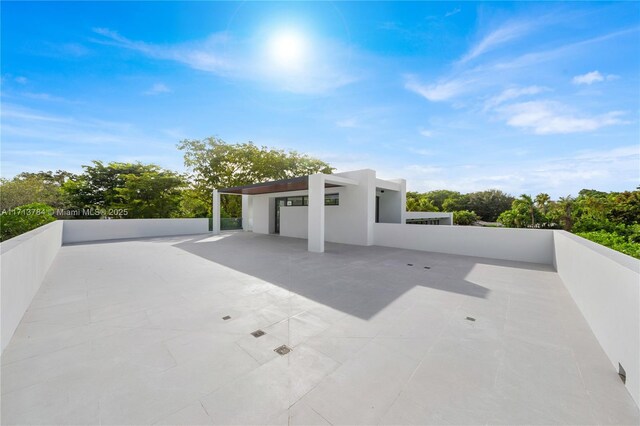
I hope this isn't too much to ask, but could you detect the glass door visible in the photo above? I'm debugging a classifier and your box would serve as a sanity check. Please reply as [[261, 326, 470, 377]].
[[274, 197, 287, 233]]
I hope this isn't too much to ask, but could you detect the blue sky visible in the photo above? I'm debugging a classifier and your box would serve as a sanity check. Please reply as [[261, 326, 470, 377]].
[[2, 1, 639, 197]]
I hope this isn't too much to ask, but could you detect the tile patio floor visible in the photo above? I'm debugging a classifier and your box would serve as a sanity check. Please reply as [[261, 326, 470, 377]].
[[1, 232, 638, 425]]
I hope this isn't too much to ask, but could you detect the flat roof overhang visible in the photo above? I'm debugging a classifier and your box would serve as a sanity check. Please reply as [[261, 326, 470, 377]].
[[218, 176, 341, 195]]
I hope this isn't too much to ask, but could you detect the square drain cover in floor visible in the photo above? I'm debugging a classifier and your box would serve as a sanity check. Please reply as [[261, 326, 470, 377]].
[[222, 315, 231, 320], [274, 345, 292, 356], [251, 330, 266, 338]]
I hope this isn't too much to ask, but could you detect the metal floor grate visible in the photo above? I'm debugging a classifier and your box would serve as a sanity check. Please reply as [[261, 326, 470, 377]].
[[251, 330, 266, 338], [274, 345, 292, 355]]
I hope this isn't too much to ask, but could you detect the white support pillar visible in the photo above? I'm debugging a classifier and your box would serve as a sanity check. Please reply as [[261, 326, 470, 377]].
[[308, 174, 325, 253], [241, 194, 252, 231], [212, 189, 220, 234]]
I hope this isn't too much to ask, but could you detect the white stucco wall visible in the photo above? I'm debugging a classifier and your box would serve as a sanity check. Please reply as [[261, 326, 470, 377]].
[[376, 189, 403, 224], [280, 206, 308, 239], [249, 170, 391, 247], [62, 218, 209, 244], [0, 221, 63, 352], [373, 223, 554, 264], [553, 231, 640, 405]]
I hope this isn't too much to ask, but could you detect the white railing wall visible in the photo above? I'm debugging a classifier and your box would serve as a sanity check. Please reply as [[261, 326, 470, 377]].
[[554, 231, 640, 406], [0, 221, 63, 351], [373, 222, 554, 264], [62, 218, 209, 244]]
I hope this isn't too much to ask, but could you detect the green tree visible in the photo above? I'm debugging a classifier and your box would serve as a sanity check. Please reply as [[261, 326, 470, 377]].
[[114, 170, 186, 218], [0, 171, 74, 210], [550, 195, 575, 231], [179, 188, 210, 218], [178, 138, 334, 217], [423, 190, 460, 211], [406, 192, 438, 212], [453, 210, 479, 225], [466, 189, 514, 221], [442, 193, 470, 212], [535, 193, 551, 214], [608, 190, 640, 226], [0, 203, 56, 241], [62, 161, 185, 218], [515, 194, 536, 227]]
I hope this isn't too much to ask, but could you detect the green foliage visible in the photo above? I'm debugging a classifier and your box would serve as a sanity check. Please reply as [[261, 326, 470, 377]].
[[406, 192, 438, 212], [422, 190, 459, 211], [442, 193, 469, 213], [62, 161, 186, 218], [495, 188, 640, 258], [609, 191, 640, 226], [467, 190, 514, 222], [0, 203, 56, 242], [178, 137, 334, 217], [576, 231, 640, 259], [0, 171, 75, 210], [179, 189, 210, 218], [113, 171, 186, 218], [453, 210, 479, 226]]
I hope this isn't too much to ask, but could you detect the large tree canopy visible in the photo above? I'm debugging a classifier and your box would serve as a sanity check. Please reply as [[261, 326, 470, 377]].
[[178, 137, 334, 216], [62, 161, 186, 218], [0, 170, 75, 210]]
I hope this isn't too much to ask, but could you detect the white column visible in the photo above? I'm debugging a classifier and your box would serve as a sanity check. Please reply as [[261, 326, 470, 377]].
[[242, 194, 252, 231], [307, 174, 325, 253], [397, 178, 407, 224], [212, 189, 220, 234]]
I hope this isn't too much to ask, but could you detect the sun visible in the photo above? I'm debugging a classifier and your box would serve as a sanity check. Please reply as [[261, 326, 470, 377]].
[[268, 30, 307, 70]]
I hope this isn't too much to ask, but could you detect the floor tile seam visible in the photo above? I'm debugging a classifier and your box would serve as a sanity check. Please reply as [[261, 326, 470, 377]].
[[232, 340, 263, 366], [290, 399, 335, 426], [0, 338, 91, 370], [375, 310, 453, 423], [284, 353, 343, 415], [148, 400, 193, 425]]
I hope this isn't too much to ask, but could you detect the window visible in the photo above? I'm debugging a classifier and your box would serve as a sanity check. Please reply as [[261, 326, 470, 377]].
[[277, 193, 339, 207], [324, 193, 339, 205]]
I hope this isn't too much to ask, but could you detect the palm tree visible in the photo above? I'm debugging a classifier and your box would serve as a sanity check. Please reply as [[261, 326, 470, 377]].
[[535, 193, 551, 215], [557, 195, 574, 231], [519, 194, 536, 227]]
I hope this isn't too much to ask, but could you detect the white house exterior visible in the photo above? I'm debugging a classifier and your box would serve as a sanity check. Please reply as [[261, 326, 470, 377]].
[[214, 169, 443, 253]]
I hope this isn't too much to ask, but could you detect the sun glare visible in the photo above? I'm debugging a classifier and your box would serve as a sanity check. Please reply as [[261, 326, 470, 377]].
[[268, 30, 307, 70]]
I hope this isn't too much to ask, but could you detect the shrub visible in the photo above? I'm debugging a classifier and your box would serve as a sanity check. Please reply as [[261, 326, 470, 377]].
[[575, 230, 640, 259], [453, 210, 479, 226], [0, 203, 56, 242]]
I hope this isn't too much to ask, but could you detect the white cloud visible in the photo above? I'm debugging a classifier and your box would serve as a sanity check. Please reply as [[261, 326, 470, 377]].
[[418, 129, 433, 137], [445, 8, 461, 17], [572, 71, 604, 85], [460, 21, 533, 63], [144, 83, 171, 95], [403, 145, 639, 197], [498, 101, 628, 134], [93, 28, 229, 73], [14, 76, 28, 84], [21, 92, 77, 103], [491, 27, 639, 72], [405, 164, 443, 175], [336, 118, 358, 128], [408, 148, 433, 156], [484, 85, 549, 110], [405, 76, 469, 102], [92, 27, 356, 95]]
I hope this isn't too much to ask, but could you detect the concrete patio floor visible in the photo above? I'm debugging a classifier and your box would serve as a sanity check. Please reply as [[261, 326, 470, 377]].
[[1, 232, 638, 425]]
